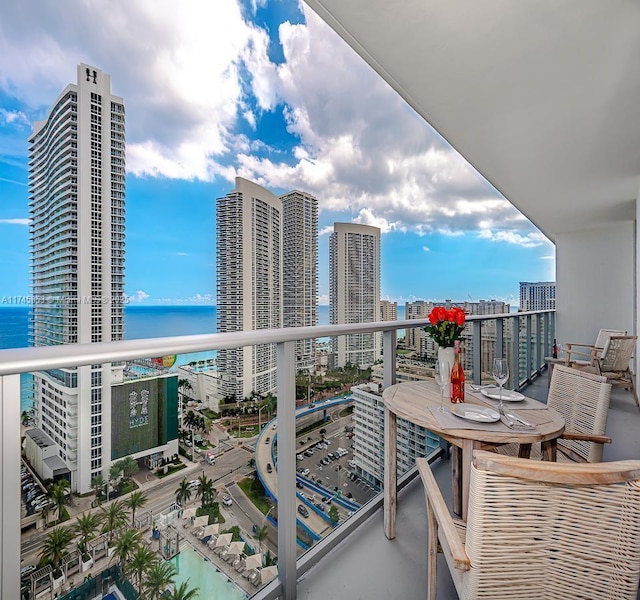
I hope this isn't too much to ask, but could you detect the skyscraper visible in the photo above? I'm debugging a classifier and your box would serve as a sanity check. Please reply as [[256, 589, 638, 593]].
[[329, 222, 381, 368], [216, 177, 282, 400], [281, 190, 318, 372], [519, 281, 556, 311], [29, 64, 126, 493]]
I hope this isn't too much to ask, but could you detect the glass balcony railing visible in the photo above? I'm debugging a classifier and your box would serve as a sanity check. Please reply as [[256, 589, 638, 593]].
[[0, 309, 554, 599]]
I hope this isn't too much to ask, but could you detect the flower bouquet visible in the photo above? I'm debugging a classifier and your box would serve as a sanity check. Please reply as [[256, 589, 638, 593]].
[[423, 306, 466, 348]]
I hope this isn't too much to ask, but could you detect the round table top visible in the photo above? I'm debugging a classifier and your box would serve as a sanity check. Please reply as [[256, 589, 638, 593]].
[[382, 380, 565, 444]]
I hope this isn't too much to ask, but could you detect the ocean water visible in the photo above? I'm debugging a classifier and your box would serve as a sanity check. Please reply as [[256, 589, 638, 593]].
[[0, 304, 340, 411]]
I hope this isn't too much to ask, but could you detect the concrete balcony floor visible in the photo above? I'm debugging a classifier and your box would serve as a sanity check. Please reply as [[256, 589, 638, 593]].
[[297, 370, 640, 600]]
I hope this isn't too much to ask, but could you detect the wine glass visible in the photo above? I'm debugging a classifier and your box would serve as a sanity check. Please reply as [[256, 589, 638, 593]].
[[434, 360, 451, 412], [492, 357, 509, 413]]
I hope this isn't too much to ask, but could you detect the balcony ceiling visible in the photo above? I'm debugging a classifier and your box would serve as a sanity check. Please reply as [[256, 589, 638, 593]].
[[305, 0, 640, 240]]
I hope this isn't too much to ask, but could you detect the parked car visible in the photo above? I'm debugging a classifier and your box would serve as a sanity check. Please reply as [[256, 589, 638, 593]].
[[266, 463, 273, 473], [297, 504, 309, 518], [265, 436, 271, 444], [188, 479, 200, 490], [222, 495, 233, 506], [315, 502, 326, 512], [301, 468, 310, 477], [272, 423, 277, 429]]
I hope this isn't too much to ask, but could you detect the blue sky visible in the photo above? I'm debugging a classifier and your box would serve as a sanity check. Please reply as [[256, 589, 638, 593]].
[[0, 0, 554, 307]]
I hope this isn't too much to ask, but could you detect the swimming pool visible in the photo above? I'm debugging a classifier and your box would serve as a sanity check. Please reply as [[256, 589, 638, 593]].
[[169, 543, 246, 599]]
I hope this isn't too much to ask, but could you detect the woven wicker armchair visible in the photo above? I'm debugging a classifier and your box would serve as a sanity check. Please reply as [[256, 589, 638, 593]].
[[563, 328, 626, 366], [571, 335, 639, 410], [418, 451, 640, 600], [492, 364, 611, 462]]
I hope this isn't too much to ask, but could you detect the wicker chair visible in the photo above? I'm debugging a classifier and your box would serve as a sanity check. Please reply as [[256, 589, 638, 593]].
[[563, 328, 626, 366], [417, 451, 640, 600], [571, 335, 639, 410], [492, 364, 612, 462]]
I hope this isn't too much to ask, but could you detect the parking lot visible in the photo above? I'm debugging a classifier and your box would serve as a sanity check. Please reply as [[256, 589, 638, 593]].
[[295, 428, 377, 507]]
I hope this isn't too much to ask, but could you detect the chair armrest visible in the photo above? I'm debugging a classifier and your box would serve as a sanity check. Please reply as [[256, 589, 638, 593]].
[[416, 458, 470, 571], [561, 432, 612, 444]]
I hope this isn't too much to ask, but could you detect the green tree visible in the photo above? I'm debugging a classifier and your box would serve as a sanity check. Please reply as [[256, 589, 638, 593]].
[[175, 478, 192, 507], [328, 505, 340, 525], [143, 560, 177, 600], [166, 581, 199, 600], [21, 410, 31, 427], [101, 500, 128, 546], [112, 527, 142, 576], [121, 456, 139, 485], [125, 490, 147, 526], [39, 525, 74, 575], [256, 524, 268, 553], [74, 511, 103, 557], [48, 480, 70, 522], [197, 475, 215, 506], [129, 543, 156, 590], [91, 475, 107, 505], [109, 461, 123, 494]]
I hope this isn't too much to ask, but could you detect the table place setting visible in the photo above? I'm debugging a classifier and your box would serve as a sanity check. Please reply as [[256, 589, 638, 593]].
[[467, 385, 548, 410]]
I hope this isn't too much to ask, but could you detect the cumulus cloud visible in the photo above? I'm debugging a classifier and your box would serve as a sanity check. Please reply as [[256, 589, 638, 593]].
[[0, 218, 30, 225], [127, 290, 150, 303], [0, 0, 549, 242], [477, 229, 547, 248], [422, 246, 430, 252], [0, 108, 29, 128]]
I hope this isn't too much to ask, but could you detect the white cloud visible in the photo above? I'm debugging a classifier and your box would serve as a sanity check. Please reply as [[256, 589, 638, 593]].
[[477, 229, 549, 248], [0, 0, 547, 241], [422, 246, 430, 252], [0, 218, 30, 225], [540, 254, 555, 260], [0, 108, 29, 128], [127, 290, 150, 303], [318, 226, 333, 237], [318, 293, 329, 305], [175, 252, 190, 256]]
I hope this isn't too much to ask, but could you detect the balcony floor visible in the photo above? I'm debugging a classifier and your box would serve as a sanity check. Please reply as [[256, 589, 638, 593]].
[[297, 370, 640, 600]]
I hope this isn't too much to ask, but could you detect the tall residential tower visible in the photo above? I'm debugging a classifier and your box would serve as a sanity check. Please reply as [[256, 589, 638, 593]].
[[29, 64, 126, 493], [281, 190, 319, 372], [216, 178, 282, 400], [329, 222, 381, 368]]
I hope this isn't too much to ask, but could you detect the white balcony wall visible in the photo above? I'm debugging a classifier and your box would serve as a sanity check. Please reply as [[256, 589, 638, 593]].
[[556, 220, 635, 349]]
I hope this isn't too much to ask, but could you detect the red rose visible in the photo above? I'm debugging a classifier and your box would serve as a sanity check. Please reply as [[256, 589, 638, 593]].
[[428, 309, 438, 324], [446, 309, 456, 322], [433, 306, 447, 322], [454, 308, 466, 326]]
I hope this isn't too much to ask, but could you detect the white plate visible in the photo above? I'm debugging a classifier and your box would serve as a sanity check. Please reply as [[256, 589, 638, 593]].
[[450, 404, 500, 423], [481, 387, 525, 402]]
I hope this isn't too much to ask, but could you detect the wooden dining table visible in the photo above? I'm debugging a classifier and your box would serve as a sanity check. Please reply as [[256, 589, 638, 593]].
[[381, 380, 565, 539]]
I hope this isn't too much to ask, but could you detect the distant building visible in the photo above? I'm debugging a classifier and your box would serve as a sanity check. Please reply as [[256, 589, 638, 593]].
[[216, 177, 282, 400], [405, 300, 433, 352], [351, 383, 440, 489], [329, 223, 381, 368], [380, 300, 398, 321], [281, 190, 319, 372], [28, 64, 127, 493], [519, 281, 556, 311]]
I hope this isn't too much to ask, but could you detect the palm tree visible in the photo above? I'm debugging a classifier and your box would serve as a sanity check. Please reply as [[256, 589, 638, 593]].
[[74, 511, 103, 557], [196, 475, 215, 507], [101, 500, 128, 546], [121, 456, 139, 486], [39, 525, 74, 576], [48, 479, 70, 522], [175, 478, 192, 507], [143, 560, 177, 600], [125, 490, 147, 526], [129, 543, 156, 590], [166, 581, 199, 600], [112, 527, 142, 576], [109, 461, 123, 496], [91, 474, 107, 505], [40, 501, 52, 529], [256, 524, 269, 553]]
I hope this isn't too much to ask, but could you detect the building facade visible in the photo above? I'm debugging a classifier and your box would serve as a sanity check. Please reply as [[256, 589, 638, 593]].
[[519, 281, 556, 311], [379, 300, 398, 321], [29, 64, 126, 493], [216, 177, 282, 400], [329, 223, 381, 368], [281, 190, 319, 373]]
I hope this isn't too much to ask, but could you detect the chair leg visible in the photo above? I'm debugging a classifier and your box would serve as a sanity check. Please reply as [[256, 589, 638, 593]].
[[629, 374, 640, 411], [427, 501, 438, 600]]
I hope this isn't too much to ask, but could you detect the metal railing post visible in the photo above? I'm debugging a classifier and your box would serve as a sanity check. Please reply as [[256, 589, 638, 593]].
[[496, 317, 504, 358], [277, 341, 297, 600], [511, 315, 521, 389], [472, 320, 482, 384], [1, 374, 20, 600], [382, 330, 397, 389], [535, 313, 542, 372], [525, 314, 532, 382]]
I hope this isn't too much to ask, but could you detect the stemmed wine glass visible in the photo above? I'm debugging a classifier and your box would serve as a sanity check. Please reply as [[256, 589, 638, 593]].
[[492, 357, 509, 413], [434, 359, 451, 412]]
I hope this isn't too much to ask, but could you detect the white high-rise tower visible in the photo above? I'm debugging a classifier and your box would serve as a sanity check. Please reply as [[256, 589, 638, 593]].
[[281, 190, 318, 372], [216, 178, 282, 400], [329, 222, 381, 368], [29, 64, 126, 493]]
